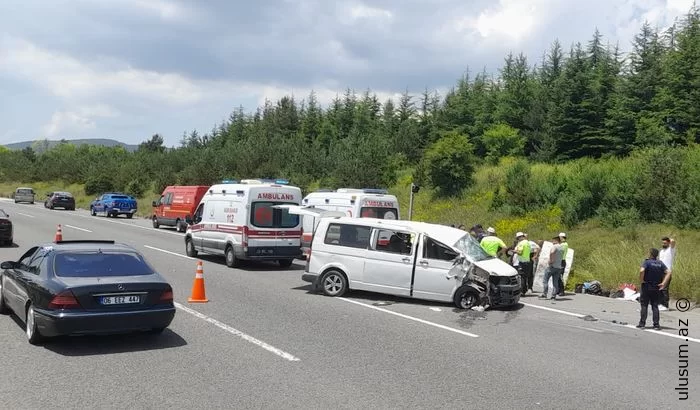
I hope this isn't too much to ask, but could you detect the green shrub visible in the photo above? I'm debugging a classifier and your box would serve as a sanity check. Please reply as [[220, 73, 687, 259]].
[[482, 123, 525, 164], [125, 179, 147, 198], [84, 175, 114, 196], [421, 131, 477, 197]]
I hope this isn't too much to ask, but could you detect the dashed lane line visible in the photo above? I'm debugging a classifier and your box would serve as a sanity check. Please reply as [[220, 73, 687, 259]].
[[64, 224, 92, 233]]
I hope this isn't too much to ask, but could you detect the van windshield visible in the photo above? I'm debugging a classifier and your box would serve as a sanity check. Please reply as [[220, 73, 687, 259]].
[[453, 234, 492, 262], [17, 189, 33, 194], [251, 202, 299, 228], [360, 207, 398, 219]]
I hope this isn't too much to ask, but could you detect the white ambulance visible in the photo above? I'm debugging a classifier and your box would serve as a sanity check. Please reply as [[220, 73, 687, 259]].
[[298, 188, 401, 254], [184, 179, 303, 268]]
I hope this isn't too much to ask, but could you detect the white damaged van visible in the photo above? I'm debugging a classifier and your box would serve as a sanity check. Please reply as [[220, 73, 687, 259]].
[[298, 216, 521, 309]]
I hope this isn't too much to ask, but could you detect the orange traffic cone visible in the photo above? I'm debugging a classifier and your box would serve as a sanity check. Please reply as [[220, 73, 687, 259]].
[[54, 224, 63, 242], [187, 260, 209, 303]]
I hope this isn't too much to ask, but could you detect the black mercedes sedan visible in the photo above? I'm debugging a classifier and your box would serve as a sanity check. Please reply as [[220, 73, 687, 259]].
[[0, 240, 176, 344], [0, 209, 12, 246], [45, 191, 76, 210]]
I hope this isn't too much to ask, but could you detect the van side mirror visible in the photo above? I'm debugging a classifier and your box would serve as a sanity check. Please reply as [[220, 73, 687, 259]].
[[185, 216, 193, 224], [1, 261, 16, 270]]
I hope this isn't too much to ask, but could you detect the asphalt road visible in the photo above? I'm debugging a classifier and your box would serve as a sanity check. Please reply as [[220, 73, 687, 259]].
[[0, 199, 697, 409]]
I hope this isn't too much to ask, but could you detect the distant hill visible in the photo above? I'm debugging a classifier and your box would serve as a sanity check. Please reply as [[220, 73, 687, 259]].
[[3, 138, 139, 153]]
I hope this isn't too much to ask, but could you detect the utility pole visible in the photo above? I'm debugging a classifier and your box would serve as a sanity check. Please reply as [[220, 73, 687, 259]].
[[408, 183, 420, 220]]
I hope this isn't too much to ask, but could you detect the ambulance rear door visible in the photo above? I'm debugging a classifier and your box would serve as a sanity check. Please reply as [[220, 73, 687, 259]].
[[247, 186, 302, 258]]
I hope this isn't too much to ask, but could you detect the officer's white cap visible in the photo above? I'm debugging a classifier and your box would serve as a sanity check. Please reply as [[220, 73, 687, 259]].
[[487, 227, 496, 234]]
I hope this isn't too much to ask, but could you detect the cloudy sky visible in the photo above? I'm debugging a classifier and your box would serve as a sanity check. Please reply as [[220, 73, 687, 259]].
[[0, 0, 694, 147]]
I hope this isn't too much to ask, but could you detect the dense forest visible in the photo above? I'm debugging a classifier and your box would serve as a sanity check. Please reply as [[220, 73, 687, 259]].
[[1, 8, 700, 228]]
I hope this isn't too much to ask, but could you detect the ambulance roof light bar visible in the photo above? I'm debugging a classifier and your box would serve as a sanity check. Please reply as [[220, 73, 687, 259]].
[[239, 178, 290, 185], [336, 188, 388, 194]]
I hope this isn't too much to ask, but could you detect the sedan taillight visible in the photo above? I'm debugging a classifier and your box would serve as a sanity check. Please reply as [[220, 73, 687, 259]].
[[48, 290, 81, 309], [159, 287, 174, 303]]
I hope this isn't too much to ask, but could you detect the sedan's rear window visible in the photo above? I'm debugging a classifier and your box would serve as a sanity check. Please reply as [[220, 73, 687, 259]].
[[53, 252, 154, 277]]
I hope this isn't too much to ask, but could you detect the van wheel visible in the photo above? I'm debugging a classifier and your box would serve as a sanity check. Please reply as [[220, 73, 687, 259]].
[[176, 219, 186, 232], [225, 245, 239, 268], [278, 259, 294, 268], [454, 285, 481, 309], [126, 214, 133, 219], [185, 238, 198, 257], [152, 217, 160, 228], [320, 269, 348, 297], [90, 207, 96, 216]]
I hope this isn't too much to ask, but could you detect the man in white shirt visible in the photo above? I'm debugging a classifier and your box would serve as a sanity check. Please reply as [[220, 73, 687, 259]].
[[658, 236, 676, 309]]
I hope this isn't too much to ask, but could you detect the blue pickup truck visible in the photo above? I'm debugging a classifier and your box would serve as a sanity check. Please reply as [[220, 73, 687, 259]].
[[90, 192, 138, 218]]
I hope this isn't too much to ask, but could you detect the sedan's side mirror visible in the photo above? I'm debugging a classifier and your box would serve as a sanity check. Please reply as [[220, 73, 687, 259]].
[[1, 261, 16, 270]]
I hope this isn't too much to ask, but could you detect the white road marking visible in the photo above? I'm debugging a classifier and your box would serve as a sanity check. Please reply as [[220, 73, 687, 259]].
[[174, 302, 301, 362], [521, 302, 585, 318], [429, 307, 442, 312], [621, 324, 700, 344], [338, 298, 479, 338], [144, 245, 193, 259], [16, 212, 35, 218], [523, 302, 700, 344], [3, 197, 184, 238], [64, 224, 92, 233], [74, 213, 183, 236]]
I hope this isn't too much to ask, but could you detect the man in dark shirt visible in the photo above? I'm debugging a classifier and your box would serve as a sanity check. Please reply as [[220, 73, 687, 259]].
[[470, 224, 486, 242], [637, 248, 672, 330]]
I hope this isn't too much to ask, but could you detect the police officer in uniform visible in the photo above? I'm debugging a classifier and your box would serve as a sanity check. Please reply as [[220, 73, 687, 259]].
[[637, 248, 672, 330]]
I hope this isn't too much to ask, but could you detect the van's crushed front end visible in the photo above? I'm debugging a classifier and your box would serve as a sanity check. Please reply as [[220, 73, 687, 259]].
[[473, 259, 522, 307]]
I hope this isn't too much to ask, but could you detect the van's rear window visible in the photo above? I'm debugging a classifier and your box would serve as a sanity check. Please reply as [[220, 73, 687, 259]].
[[53, 252, 154, 277], [251, 202, 299, 228], [360, 207, 398, 219], [111, 195, 129, 199]]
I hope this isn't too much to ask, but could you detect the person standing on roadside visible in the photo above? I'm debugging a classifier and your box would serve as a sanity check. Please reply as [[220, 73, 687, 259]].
[[658, 236, 676, 310], [525, 234, 541, 276], [480, 227, 507, 259], [515, 232, 533, 294], [637, 248, 672, 330], [540, 235, 564, 300], [557, 232, 568, 296]]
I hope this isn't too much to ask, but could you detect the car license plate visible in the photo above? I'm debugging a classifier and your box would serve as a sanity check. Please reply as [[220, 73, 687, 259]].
[[100, 295, 140, 305]]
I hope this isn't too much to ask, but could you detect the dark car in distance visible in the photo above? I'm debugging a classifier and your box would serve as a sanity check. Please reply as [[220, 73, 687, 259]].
[[45, 191, 76, 210], [0, 209, 13, 246], [0, 240, 176, 344]]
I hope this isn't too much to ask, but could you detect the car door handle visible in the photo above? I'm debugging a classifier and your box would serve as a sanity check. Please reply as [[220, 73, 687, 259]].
[[402, 257, 411, 263], [419, 260, 429, 266]]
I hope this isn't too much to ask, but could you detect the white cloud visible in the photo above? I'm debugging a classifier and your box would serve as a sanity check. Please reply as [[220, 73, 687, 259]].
[[42, 105, 119, 137], [0, 36, 203, 104], [471, 0, 540, 40], [348, 3, 393, 21]]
